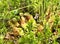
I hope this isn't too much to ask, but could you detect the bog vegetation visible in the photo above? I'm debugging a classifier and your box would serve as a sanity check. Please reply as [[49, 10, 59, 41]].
[[0, 0, 60, 44]]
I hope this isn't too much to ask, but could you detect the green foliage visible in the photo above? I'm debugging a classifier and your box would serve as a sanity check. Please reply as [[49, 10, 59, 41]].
[[0, 0, 60, 44]]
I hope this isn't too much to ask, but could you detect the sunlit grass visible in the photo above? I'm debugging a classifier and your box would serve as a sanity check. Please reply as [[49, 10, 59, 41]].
[[0, 0, 60, 44]]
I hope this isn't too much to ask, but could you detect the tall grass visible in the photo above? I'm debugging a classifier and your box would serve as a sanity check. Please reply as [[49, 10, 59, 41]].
[[0, 0, 60, 44]]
